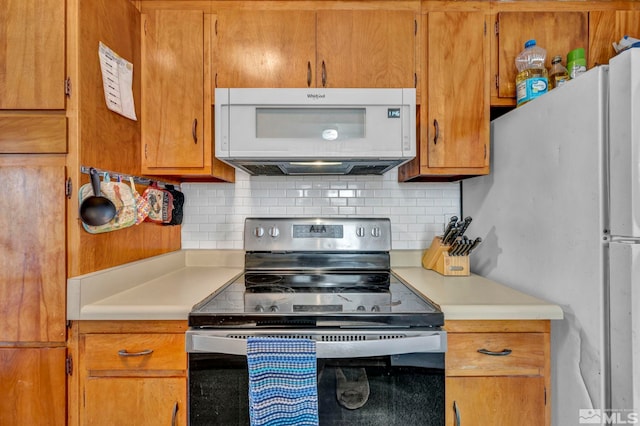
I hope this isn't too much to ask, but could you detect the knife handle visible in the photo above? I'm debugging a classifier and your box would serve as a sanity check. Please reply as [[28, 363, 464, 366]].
[[457, 216, 473, 237], [442, 216, 458, 239], [466, 237, 482, 255]]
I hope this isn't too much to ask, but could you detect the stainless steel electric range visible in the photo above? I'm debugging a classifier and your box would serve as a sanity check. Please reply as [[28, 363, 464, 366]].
[[186, 218, 446, 426]]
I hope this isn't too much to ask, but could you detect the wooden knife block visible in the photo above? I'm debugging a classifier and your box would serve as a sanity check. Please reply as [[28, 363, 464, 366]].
[[422, 236, 470, 276]]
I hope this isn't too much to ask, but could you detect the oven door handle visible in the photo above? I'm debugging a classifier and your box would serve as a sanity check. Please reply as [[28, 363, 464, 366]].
[[187, 332, 446, 358]]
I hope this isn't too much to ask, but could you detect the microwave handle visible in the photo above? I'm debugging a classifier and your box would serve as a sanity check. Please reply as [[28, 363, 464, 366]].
[[187, 332, 446, 358]]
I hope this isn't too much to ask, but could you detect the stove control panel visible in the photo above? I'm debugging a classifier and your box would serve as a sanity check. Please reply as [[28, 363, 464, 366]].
[[244, 217, 391, 252], [245, 293, 392, 314]]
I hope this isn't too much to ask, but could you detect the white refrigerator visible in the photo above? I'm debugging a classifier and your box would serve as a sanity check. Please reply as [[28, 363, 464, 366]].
[[462, 48, 640, 425]]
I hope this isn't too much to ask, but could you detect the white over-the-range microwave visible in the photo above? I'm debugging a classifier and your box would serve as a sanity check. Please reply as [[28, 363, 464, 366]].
[[214, 88, 416, 176]]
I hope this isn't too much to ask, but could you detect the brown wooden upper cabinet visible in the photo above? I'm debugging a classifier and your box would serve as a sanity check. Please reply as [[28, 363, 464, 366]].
[[0, 0, 67, 154], [214, 9, 417, 89], [589, 10, 640, 68], [142, 10, 204, 170], [0, 0, 65, 110], [399, 11, 490, 181], [215, 10, 315, 88], [141, 9, 234, 181], [493, 11, 588, 105]]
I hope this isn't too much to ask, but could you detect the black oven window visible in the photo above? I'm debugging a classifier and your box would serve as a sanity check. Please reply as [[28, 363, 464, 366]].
[[189, 354, 444, 426]]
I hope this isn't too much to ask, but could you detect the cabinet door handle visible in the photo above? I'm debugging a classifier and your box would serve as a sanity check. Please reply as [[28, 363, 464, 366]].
[[307, 61, 312, 87], [192, 118, 198, 144], [477, 348, 512, 356], [171, 401, 179, 426], [433, 119, 439, 145], [117, 349, 154, 357], [321, 60, 327, 87], [453, 400, 461, 426]]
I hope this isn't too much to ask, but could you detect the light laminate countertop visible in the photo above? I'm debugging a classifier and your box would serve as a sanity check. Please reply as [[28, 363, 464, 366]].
[[67, 250, 563, 321]]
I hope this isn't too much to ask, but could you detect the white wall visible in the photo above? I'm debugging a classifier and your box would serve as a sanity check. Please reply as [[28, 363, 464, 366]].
[[181, 168, 460, 250]]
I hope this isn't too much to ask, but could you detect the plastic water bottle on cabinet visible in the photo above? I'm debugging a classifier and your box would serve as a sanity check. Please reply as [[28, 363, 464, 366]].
[[515, 39, 548, 107]]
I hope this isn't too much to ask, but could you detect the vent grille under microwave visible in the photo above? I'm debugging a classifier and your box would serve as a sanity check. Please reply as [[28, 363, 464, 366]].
[[232, 160, 406, 176]]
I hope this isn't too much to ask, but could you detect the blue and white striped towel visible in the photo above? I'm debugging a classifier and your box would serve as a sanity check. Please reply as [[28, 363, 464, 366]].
[[247, 337, 319, 426]]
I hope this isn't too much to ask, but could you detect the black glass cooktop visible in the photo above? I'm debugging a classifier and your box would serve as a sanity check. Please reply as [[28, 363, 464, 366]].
[[189, 272, 443, 328]]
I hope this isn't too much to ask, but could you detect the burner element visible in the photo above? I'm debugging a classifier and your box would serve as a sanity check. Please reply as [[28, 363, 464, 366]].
[[244, 274, 284, 286], [243, 272, 394, 314], [244, 272, 390, 291]]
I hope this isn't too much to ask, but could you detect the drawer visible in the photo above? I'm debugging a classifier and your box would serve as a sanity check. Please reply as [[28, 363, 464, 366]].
[[446, 333, 547, 377], [83, 334, 186, 372], [0, 114, 67, 153]]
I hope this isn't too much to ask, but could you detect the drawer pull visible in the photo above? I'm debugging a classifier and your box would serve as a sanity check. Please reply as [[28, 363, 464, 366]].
[[118, 349, 154, 357], [477, 348, 512, 356], [453, 400, 461, 426], [321, 60, 327, 87], [192, 118, 198, 144], [171, 401, 179, 426]]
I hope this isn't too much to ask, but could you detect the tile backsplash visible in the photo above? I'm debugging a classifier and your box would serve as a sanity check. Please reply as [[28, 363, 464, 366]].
[[181, 168, 460, 250]]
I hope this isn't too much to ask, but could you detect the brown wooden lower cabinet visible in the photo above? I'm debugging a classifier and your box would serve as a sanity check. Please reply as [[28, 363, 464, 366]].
[[0, 347, 67, 426], [84, 377, 185, 426], [446, 376, 546, 426], [0, 157, 67, 426], [69, 320, 551, 425], [69, 321, 188, 426], [444, 320, 551, 426]]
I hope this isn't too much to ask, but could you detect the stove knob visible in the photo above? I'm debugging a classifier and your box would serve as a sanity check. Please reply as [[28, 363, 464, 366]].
[[254, 227, 265, 238], [255, 305, 265, 312], [371, 226, 381, 237], [269, 226, 280, 238], [356, 305, 366, 312], [371, 305, 381, 312], [269, 305, 279, 312], [356, 226, 365, 237]]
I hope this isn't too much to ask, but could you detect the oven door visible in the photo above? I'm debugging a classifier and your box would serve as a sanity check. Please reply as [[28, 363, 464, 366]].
[[186, 329, 446, 426]]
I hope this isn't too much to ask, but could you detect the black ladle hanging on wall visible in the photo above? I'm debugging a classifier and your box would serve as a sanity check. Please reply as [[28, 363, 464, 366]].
[[79, 167, 116, 226]]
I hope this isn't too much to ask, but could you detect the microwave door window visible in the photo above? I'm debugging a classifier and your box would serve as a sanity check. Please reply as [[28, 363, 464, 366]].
[[256, 108, 366, 141]]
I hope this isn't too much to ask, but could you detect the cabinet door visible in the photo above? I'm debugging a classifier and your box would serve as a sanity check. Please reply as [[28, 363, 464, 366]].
[[142, 10, 204, 169], [317, 10, 416, 88], [0, 0, 65, 109], [84, 377, 186, 426], [426, 11, 489, 169], [0, 348, 66, 425], [0, 165, 66, 342], [589, 10, 640, 67], [446, 376, 546, 426], [495, 12, 588, 101], [215, 10, 316, 88]]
